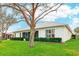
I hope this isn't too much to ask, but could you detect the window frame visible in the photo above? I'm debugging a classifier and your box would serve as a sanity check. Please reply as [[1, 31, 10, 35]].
[[46, 28, 55, 38]]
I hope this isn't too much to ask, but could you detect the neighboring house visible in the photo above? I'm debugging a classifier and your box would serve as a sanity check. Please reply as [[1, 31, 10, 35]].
[[74, 27, 79, 38], [75, 33, 79, 38], [2, 33, 12, 39], [0, 33, 12, 39], [12, 22, 73, 42]]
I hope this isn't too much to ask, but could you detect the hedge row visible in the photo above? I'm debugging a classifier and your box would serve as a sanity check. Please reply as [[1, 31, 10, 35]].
[[36, 38, 62, 42], [10, 37, 24, 41], [10, 37, 62, 42]]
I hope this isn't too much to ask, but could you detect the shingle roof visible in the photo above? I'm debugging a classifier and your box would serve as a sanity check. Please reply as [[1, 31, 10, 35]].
[[36, 21, 64, 28], [13, 21, 73, 34]]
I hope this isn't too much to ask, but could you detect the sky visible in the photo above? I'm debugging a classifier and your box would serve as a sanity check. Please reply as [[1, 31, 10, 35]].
[[7, 3, 79, 33]]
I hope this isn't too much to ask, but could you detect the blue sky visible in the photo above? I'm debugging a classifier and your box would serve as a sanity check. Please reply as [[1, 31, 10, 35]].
[[8, 3, 79, 33]]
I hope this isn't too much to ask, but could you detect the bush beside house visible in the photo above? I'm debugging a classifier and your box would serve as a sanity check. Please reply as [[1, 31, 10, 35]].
[[10, 37, 62, 43], [10, 37, 24, 41]]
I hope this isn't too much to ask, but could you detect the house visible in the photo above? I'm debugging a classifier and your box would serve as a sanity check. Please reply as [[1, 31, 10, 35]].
[[2, 33, 12, 39], [74, 27, 79, 38], [12, 22, 73, 42], [0, 32, 12, 39]]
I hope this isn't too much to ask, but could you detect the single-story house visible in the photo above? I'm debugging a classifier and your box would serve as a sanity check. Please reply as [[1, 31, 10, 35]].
[[0, 33, 12, 39], [12, 22, 73, 42]]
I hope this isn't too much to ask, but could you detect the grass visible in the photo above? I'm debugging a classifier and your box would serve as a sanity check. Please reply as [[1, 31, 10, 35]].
[[0, 39, 79, 56]]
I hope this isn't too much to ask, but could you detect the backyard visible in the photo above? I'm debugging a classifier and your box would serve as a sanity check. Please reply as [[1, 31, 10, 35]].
[[0, 39, 79, 56]]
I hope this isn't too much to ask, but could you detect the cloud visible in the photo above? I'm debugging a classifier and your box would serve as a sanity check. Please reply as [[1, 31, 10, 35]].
[[69, 17, 79, 30], [38, 4, 79, 30], [52, 4, 79, 18], [56, 5, 71, 17], [38, 4, 79, 21], [37, 4, 72, 22], [73, 18, 79, 24]]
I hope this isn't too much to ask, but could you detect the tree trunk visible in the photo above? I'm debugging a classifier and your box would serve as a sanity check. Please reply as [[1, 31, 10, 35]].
[[0, 32, 3, 40], [0, 24, 3, 40], [29, 27, 35, 48], [4, 29, 8, 39]]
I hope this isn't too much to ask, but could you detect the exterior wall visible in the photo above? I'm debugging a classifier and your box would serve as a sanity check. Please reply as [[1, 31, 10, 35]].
[[38, 27, 55, 38], [13, 26, 72, 42], [55, 27, 72, 42], [65, 27, 72, 41], [13, 32, 23, 38], [38, 29, 46, 38], [11, 33, 15, 38], [20, 32, 23, 37], [38, 26, 72, 42], [15, 32, 21, 37]]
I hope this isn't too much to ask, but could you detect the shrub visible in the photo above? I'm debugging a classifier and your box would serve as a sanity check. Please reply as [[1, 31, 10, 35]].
[[47, 38, 62, 42], [10, 37, 62, 42], [10, 37, 24, 41], [26, 38, 62, 42], [72, 35, 76, 39]]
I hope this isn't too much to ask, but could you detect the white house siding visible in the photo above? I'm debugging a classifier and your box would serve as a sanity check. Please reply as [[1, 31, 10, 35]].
[[38, 29, 46, 38], [55, 26, 72, 42], [20, 32, 23, 37], [13, 26, 72, 42], [16, 32, 21, 37], [13, 33, 16, 37], [64, 27, 72, 41]]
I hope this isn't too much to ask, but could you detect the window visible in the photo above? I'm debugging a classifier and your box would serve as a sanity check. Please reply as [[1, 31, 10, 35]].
[[22, 32, 28, 38], [49, 30, 51, 33], [22, 31, 38, 38], [46, 29, 55, 38]]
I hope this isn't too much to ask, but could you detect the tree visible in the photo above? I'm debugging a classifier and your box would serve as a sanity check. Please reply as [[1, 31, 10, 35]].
[[0, 3, 63, 47], [0, 12, 17, 39], [0, 8, 23, 39]]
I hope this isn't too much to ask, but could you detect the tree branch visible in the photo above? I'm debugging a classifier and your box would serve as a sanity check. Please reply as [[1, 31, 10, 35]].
[[35, 3, 59, 20], [14, 3, 31, 27], [34, 3, 39, 12], [35, 4, 63, 23], [17, 3, 32, 16], [0, 4, 20, 11]]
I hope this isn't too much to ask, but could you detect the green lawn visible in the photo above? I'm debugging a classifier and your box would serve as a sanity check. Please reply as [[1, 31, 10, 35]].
[[0, 39, 79, 56]]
